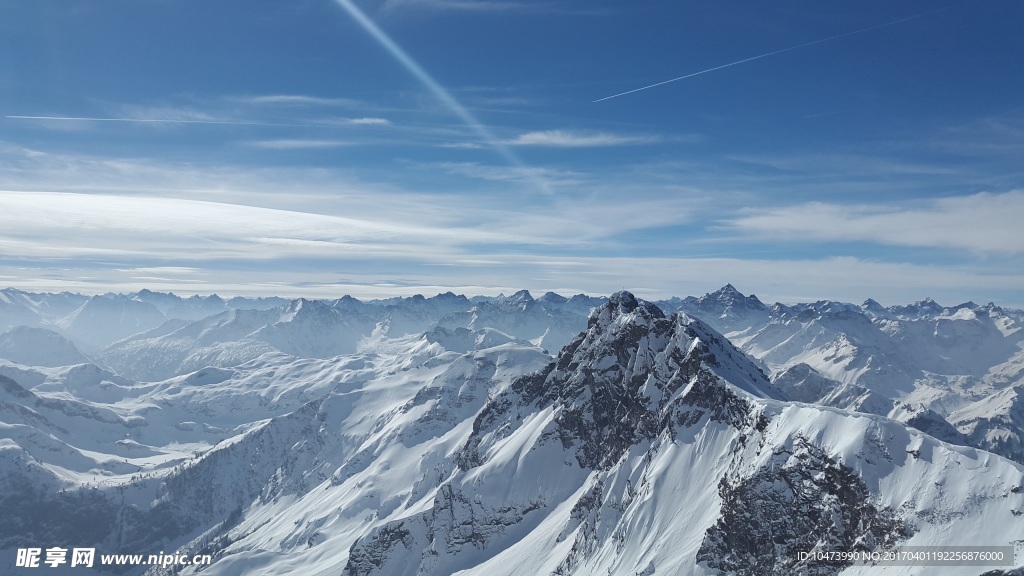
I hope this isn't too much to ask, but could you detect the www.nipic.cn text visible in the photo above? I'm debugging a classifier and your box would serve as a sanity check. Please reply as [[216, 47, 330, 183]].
[[15, 547, 213, 570]]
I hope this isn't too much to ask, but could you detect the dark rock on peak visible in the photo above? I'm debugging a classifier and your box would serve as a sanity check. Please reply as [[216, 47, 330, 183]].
[[861, 298, 889, 317], [703, 284, 763, 308], [676, 285, 769, 334], [508, 289, 534, 303], [698, 438, 907, 575], [461, 292, 776, 471], [604, 290, 661, 319]]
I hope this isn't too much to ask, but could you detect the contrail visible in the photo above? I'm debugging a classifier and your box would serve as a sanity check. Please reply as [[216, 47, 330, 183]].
[[5, 115, 327, 128], [331, 0, 529, 173], [594, 6, 954, 103]]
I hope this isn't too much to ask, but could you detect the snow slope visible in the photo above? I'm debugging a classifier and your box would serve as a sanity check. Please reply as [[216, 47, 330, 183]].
[[0, 326, 91, 367], [1, 288, 1022, 576], [679, 285, 1024, 465]]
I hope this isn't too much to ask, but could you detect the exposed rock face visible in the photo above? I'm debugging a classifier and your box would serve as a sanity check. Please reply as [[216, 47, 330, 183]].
[[462, 291, 778, 471], [697, 438, 907, 576], [345, 293, 793, 576], [4, 289, 1023, 576], [670, 283, 771, 334]]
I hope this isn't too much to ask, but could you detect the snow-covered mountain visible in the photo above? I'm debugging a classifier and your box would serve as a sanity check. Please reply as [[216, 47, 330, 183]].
[[58, 295, 168, 352], [437, 290, 590, 353], [0, 326, 91, 367], [1, 288, 1022, 575], [95, 292, 587, 382], [95, 308, 282, 382], [0, 288, 87, 333], [344, 294, 1020, 576], [0, 290, 319, 360], [676, 285, 1024, 467], [667, 283, 771, 333]]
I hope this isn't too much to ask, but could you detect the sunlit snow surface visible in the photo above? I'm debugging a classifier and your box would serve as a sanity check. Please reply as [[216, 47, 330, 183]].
[[0, 288, 1022, 575]]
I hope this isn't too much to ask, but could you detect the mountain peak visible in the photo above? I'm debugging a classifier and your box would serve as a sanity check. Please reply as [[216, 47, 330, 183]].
[[282, 297, 333, 320], [707, 284, 752, 302], [608, 290, 643, 312], [861, 298, 891, 319], [465, 291, 773, 472], [709, 283, 757, 302], [508, 289, 534, 303], [539, 291, 567, 304], [687, 285, 769, 325], [587, 291, 665, 330]]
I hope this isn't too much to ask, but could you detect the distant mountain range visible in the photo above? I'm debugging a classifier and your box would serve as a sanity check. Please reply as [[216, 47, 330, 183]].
[[1, 286, 1022, 575]]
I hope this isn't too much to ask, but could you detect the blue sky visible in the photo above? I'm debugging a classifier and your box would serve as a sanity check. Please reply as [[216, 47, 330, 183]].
[[1, 0, 1022, 305]]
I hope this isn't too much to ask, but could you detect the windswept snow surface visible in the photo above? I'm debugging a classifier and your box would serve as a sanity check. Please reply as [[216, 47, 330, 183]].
[[0, 288, 1022, 575], [679, 285, 1024, 466]]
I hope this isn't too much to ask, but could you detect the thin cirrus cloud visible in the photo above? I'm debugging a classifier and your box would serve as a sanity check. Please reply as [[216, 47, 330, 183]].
[[0, 146, 584, 235], [6, 99, 394, 131], [316, 117, 394, 127], [346, 117, 393, 126], [505, 129, 660, 148], [231, 94, 365, 107], [726, 190, 1024, 255], [430, 161, 587, 187], [0, 190, 528, 262]]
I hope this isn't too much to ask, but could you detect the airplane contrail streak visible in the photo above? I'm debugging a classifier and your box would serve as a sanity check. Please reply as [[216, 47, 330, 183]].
[[594, 6, 954, 103], [5, 115, 326, 128], [332, 0, 524, 169]]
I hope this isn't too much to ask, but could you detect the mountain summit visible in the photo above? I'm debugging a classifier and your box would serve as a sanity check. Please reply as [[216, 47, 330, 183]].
[[0, 289, 1022, 576]]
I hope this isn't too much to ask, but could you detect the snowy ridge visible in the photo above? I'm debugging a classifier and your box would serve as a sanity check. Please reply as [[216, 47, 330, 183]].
[[436, 290, 590, 353], [0, 326, 90, 367], [678, 285, 1024, 466], [341, 293, 1022, 576], [1, 288, 1023, 575]]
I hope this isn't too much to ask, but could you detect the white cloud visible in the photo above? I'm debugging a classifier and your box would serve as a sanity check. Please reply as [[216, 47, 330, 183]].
[[0, 190, 536, 263], [316, 117, 393, 127], [506, 129, 659, 148], [432, 161, 586, 186], [234, 95, 363, 107], [1, 144, 1019, 307], [0, 146, 687, 246], [726, 190, 1024, 255], [729, 153, 961, 177], [113, 104, 227, 123], [347, 117, 392, 126], [928, 112, 1024, 159], [117, 267, 203, 275]]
